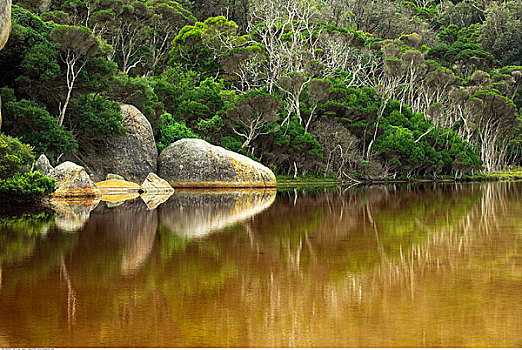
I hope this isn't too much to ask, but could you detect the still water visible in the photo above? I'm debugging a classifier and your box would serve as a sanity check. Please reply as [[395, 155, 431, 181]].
[[0, 182, 521, 347]]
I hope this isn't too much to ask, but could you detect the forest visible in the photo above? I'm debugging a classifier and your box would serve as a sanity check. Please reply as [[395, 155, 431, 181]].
[[0, 0, 521, 191]]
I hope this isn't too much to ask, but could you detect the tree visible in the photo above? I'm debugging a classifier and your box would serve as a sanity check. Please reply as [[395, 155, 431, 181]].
[[1, 88, 77, 160], [187, 0, 249, 31], [248, 0, 324, 93], [225, 91, 280, 149], [144, 0, 195, 76], [277, 72, 311, 126], [480, 0, 522, 67], [89, 1, 152, 74], [50, 25, 104, 126], [303, 79, 331, 132], [169, 16, 239, 73], [467, 89, 519, 172]]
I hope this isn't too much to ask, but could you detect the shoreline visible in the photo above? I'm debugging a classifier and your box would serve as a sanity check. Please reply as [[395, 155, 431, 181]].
[[1, 171, 521, 206], [276, 170, 522, 188]]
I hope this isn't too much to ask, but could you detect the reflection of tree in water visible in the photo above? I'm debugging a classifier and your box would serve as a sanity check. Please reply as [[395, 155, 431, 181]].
[[0, 210, 55, 267], [0, 208, 79, 346], [0, 184, 520, 347], [231, 183, 522, 347]]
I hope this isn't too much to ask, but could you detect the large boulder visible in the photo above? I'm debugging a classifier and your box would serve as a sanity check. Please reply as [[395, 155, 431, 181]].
[[0, 0, 11, 51], [35, 154, 53, 176], [158, 139, 277, 188], [48, 161, 101, 197], [79, 104, 158, 183]]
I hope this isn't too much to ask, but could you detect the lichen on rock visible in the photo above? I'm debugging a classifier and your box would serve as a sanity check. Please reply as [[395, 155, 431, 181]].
[[158, 139, 276, 188], [48, 161, 101, 197], [141, 172, 174, 193]]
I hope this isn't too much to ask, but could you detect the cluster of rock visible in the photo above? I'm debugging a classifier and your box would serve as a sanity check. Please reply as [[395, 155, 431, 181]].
[[36, 155, 173, 198], [35, 104, 276, 198]]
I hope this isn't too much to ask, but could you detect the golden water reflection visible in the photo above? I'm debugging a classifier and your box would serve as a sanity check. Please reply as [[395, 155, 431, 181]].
[[0, 183, 520, 347]]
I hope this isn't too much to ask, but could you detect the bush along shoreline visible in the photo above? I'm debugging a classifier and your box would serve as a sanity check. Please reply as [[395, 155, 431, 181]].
[[0, 134, 56, 203]]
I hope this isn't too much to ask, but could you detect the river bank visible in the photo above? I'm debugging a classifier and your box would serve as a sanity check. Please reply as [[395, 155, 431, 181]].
[[276, 168, 522, 188]]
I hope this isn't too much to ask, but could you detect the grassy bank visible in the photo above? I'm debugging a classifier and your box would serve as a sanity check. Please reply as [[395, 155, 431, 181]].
[[276, 168, 522, 188]]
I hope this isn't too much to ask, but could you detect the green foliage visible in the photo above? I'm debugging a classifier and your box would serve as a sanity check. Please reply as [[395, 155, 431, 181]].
[[276, 119, 323, 158], [480, 0, 522, 67], [73, 94, 125, 138], [156, 112, 200, 152], [374, 101, 481, 175], [169, 16, 238, 73], [152, 64, 201, 112], [219, 135, 243, 153], [0, 172, 56, 196], [1, 89, 77, 159], [194, 115, 224, 137], [0, 134, 35, 178], [109, 74, 162, 125], [0, 134, 55, 198], [427, 24, 497, 76], [50, 25, 103, 56]]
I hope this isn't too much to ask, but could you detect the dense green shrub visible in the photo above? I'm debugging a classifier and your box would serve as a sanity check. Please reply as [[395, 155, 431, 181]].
[[0, 172, 56, 196], [0, 134, 35, 178], [0, 134, 56, 198], [1, 89, 77, 160], [74, 94, 126, 138], [156, 112, 200, 152]]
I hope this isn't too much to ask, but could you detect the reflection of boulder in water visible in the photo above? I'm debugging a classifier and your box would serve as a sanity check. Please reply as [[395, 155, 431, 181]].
[[85, 199, 158, 275], [49, 199, 100, 232], [101, 193, 140, 208], [140, 192, 173, 210], [159, 189, 276, 237]]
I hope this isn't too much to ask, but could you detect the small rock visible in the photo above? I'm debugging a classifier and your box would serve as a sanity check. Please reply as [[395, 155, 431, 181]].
[[141, 173, 174, 193], [106, 173, 125, 181], [48, 161, 101, 197], [34, 154, 54, 176]]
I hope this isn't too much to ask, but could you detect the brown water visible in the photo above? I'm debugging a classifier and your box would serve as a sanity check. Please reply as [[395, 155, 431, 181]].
[[0, 183, 521, 347]]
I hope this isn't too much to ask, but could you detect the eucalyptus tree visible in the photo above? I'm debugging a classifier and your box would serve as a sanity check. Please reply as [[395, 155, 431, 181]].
[[248, 0, 324, 93], [225, 91, 280, 150], [480, 0, 522, 66], [467, 89, 519, 172], [144, 0, 195, 76], [169, 15, 239, 73], [50, 25, 105, 126], [89, 0, 152, 74]]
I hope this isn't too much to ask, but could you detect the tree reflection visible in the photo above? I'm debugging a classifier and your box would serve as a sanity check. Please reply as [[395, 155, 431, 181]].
[[0, 183, 520, 347]]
